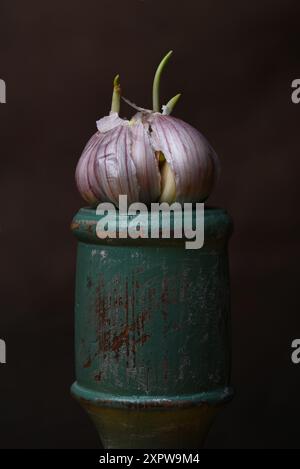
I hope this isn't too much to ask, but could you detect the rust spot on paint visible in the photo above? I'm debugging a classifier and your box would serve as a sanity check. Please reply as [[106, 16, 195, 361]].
[[111, 325, 130, 356], [94, 372, 102, 382], [86, 223, 94, 234], [101, 331, 111, 353], [136, 334, 150, 346], [113, 295, 123, 307], [70, 221, 80, 231], [110, 312, 150, 360], [94, 274, 112, 358], [83, 356, 92, 368], [94, 273, 151, 366]]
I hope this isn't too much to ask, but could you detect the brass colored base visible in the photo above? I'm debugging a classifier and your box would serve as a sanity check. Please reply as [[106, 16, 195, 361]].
[[79, 400, 220, 449]]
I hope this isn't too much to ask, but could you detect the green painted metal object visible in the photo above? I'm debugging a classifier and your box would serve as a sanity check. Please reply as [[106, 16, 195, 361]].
[[71, 207, 233, 448]]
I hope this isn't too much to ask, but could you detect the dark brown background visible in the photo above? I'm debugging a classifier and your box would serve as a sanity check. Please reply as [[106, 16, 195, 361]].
[[0, 0, 299, 448]]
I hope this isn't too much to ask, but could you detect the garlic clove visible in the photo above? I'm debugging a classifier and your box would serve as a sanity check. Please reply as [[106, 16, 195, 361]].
[[130, 121, 161, 204], [149, 113, 219, 203], [95, 124, 140, 206], [159, 160, 176, 203], [75, 132, 106, 204]]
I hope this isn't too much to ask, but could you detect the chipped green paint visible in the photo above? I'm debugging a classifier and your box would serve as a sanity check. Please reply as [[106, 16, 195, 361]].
[[71, 207, 233, 448]]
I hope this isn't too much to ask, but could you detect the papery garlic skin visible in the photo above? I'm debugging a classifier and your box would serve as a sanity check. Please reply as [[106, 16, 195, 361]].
[[75, 111, 219, 206]]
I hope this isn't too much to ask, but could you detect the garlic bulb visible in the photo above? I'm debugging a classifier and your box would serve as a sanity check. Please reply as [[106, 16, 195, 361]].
[[75, 51, 220, 206]]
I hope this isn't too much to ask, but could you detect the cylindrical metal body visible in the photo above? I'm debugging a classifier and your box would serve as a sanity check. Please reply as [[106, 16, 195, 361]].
[[71, 207, 233, 448]]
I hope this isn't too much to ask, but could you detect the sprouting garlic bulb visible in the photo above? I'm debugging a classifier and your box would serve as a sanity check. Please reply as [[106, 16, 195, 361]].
[[75, 51, 220, 206]]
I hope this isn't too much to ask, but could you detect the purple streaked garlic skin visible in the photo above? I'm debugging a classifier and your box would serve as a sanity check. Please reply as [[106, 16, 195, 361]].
[[75, 52, 220, 206], [75, 112, 219, 205]]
